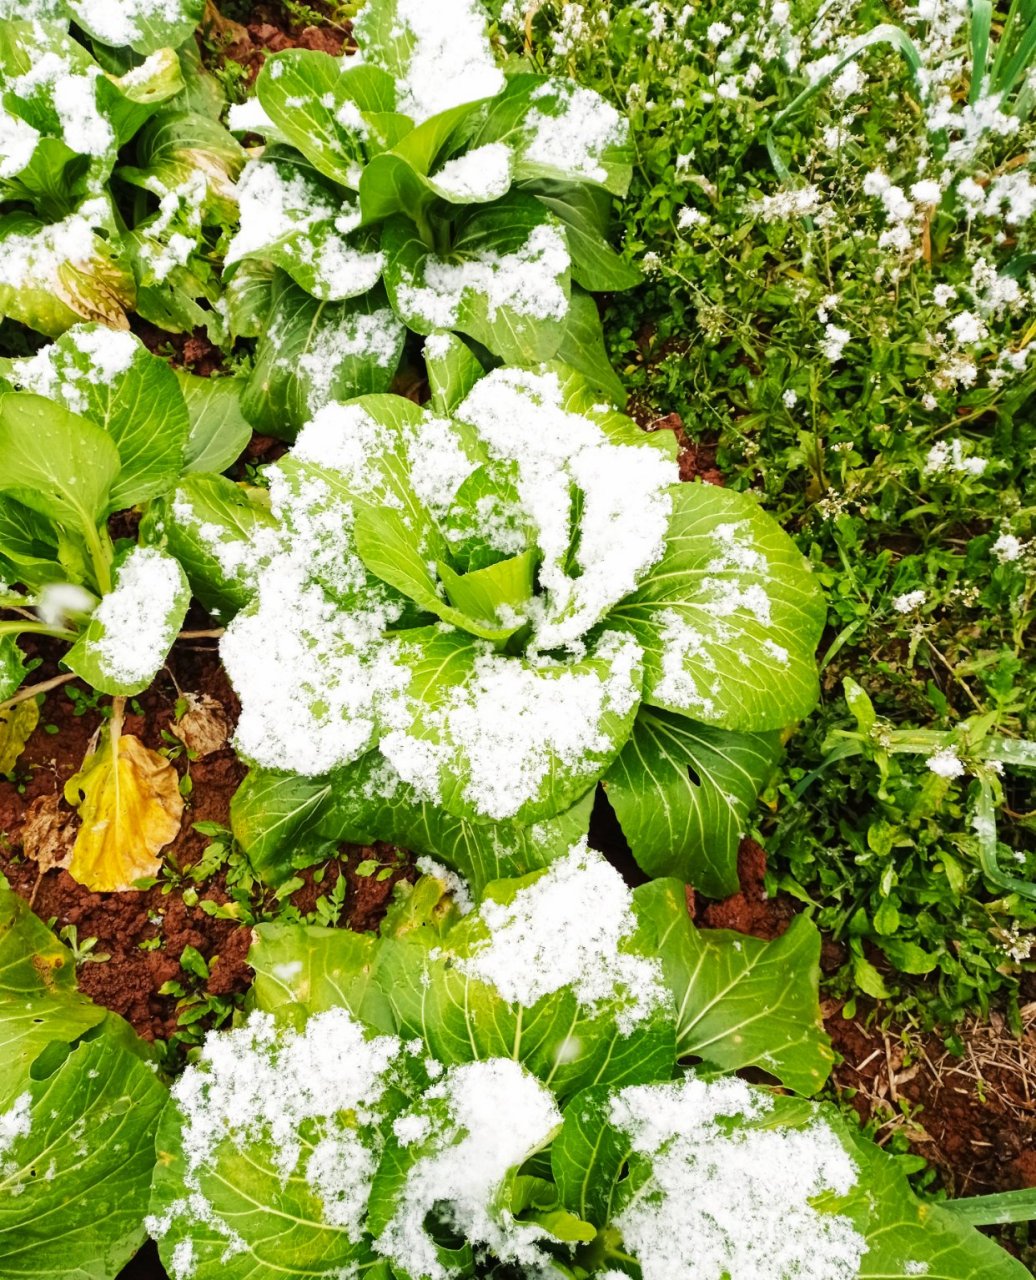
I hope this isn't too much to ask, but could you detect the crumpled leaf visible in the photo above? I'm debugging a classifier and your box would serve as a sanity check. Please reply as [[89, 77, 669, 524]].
[[171, 692, 230, 757], [63, 726, 184, 891], [0, 696, 38, 773], [19, 792, 75, 876]]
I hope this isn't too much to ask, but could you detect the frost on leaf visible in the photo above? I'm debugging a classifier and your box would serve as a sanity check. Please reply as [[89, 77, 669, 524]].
[[149, 1007, 412, 1275], [353, 0, 505, 124], [609, 1076, 866, 1280], [459, 841, 668, 1032], [372, 1059, 561, 1280]]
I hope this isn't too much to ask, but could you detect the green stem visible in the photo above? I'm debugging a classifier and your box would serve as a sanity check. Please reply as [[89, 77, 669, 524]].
[[414, 206, 436, 251], [82, 522, 113, 596], [0, 620, 75, 640]]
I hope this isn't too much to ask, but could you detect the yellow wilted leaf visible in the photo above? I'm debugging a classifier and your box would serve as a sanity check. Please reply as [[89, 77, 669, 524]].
[[64, 725, 184, 892], [0, 698, 39, 774]]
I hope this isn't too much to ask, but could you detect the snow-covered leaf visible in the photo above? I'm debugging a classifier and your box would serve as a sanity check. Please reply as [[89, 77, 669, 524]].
[[475, 73, 633, 195], [64, 546, 189, 696], [352, 0, 504, 125], [609, 481, 827, 732], [256, 51, 396, 188], [225, 155, 382, 303], [143, 474, 278, 621], [66, 0, 205, 56], [0, 201, 136, 337], [242, 274, 405, 437], [382, 194, 571, 364], [383, 627, 643, 825], [11, 323, 189, 508]]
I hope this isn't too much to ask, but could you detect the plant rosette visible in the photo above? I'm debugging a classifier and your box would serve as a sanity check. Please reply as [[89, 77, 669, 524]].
[[145, 851, 1025, 1280], [154, 347, 825, 895], [0, 878, 168, 1278], [0, 4, 243, 341], [0, 323, 251, 708], [225, 0, 642, 435]]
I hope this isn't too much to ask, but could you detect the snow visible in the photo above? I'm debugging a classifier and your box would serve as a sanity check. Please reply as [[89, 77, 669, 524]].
[[610, 1075, 867, 1280], [15, 325, 139, 415], [524, 81, 626, 183], [0, 108, 39, 179], [226, 160, 336, 260], [373, 1059, 560, 1280], [226, 99, 275, 134], [381, 630, 642, 821], [293, 402, 387, 492], [651, 610, 717, 716], [312, 238, 385, 298], [403, 415, 478, 518], [456, 367, 677, 649], [35, 583, 95, 628], [0, 196, 111, 293], [117, 50, 173, 89], [0, 1092, 31, 1169], [432, 143, 512, 200], [927, 746, 965, 779], [294, 307, 404, 408], [460, 841, 667, 1031], [90, 548, 183, 686], [414, 856, 473, 915], [422, 332, 452, 360], [355, 0, 505, 124], [222, 556, 408, 775], [67, 0, 191, 47], [13, 55, 113, 158], [395, 222, 570, 329]]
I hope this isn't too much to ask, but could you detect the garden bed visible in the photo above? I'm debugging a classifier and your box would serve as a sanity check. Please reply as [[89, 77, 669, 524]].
[[0, 0, 1034, 1276]]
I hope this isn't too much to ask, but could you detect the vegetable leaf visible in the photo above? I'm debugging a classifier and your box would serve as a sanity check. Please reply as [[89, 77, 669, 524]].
[[634, 878, 835, 1094], [603, 710, 781, 896]]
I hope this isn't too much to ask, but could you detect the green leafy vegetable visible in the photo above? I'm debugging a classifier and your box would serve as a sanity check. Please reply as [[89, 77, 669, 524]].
[[0, 881, 167, 1280], [230, 0, 639, 430], [174, 358, 820, 891], [146, 854, 1025, 1280], [0, 325, 248, 700], [0, 14, 241, 340]]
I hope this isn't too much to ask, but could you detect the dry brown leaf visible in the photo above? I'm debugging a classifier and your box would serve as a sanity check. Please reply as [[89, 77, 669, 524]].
[[0, 699, 39, 774], [64, 726, 184, 892], [171, 693, 230, 758], [20, 794, 75, 875]]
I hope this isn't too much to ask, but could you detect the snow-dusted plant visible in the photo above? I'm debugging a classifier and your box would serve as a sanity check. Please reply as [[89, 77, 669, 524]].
[[0, 880, 168, 1279], [0, 8, 243, 340], [145, 850, 1026, 1280], [158, 343, 824, 895], [225, 0, 641, 435], [0, 324, 250, 701]]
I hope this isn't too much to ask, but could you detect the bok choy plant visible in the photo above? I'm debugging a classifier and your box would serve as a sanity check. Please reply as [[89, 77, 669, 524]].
[[0, 4, 243, 341], [227, 0, 641, 435], [0, 322, 250, 704], [0, 878, 167, 1278], [154, 342, 825, 896], [145, 850, 1027, 1280]]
